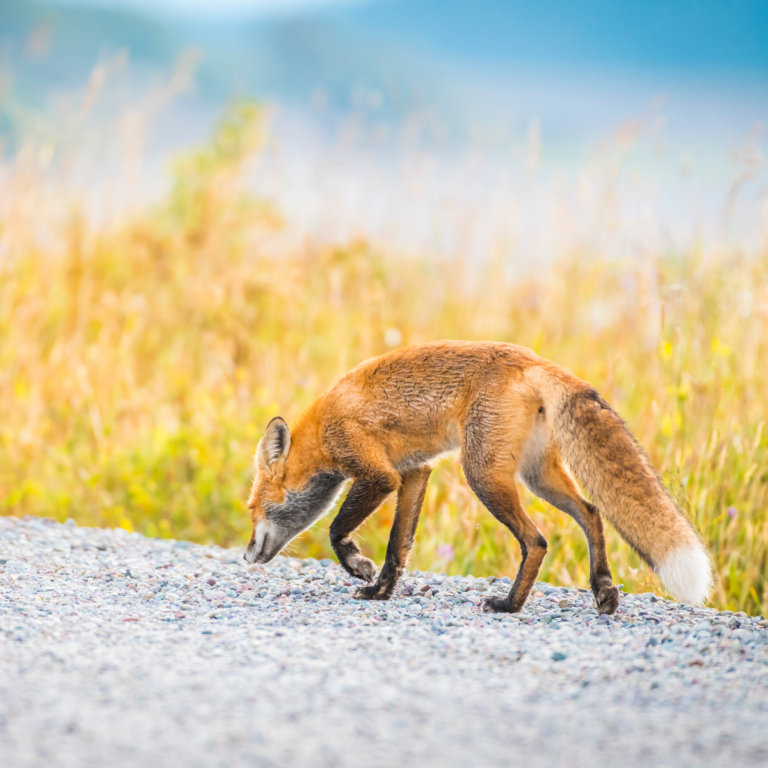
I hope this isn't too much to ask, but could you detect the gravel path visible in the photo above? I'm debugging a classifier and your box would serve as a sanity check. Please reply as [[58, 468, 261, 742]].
[[2, 515, 768, 767]]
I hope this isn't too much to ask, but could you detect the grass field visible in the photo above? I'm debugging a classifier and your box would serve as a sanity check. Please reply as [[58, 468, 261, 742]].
[[2, 104, 767, 614]]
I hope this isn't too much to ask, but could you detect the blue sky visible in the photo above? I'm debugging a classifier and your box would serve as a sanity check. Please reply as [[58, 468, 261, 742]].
[[50, 0, 366, 19]]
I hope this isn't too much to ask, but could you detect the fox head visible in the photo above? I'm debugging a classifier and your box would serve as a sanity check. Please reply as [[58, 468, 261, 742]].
[[243, 417, 345, 564]]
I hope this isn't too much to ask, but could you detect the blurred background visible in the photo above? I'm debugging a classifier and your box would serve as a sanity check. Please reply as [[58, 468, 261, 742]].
[[1, 0, 768, 612]]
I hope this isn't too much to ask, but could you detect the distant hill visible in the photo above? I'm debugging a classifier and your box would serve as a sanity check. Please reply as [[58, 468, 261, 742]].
[[333, 0, 768, 73], [4, 0, 767, 98], [1, 0, 179, 97], [1, 0, 766, 147]]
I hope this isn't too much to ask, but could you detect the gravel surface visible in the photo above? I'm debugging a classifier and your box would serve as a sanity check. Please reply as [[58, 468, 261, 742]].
[[2, 515, 768, 767]]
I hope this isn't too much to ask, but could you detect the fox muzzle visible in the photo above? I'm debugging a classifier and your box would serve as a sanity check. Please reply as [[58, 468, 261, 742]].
[[243, 519, 283, 564]]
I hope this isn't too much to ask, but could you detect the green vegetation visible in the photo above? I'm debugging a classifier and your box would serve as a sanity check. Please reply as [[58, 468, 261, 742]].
[[2, 104, 767, 614]]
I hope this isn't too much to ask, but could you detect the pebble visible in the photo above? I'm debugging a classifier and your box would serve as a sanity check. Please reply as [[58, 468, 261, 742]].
[[2, 515, 768, 767]]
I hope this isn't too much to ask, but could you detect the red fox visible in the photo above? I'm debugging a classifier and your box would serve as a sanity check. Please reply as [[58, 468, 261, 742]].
[[244, 341, 711, 614]]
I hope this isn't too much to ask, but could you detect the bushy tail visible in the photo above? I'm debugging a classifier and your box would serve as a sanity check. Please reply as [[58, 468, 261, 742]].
[[549, 381, 712, 605]]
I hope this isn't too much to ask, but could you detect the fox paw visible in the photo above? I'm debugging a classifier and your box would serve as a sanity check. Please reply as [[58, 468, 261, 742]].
[[345, 555, 376, 583], [595, 584, 620, 615], [353, 582, 392, 601], [481, 596, 518, 614]]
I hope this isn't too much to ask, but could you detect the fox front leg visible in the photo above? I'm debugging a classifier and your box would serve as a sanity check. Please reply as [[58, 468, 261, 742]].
[[330, 474, 398, 583], [355, 466, 432, 601]]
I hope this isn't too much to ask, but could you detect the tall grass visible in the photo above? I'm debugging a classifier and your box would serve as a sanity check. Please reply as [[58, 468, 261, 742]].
[[2, 103, 767, 614]]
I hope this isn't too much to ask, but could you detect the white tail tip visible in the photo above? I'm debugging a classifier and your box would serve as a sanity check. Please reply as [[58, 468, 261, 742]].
[[657, 545, 713, 605]]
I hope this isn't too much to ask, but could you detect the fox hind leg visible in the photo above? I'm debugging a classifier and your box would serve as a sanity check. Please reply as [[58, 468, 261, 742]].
[[355, 465, 432, 601], [461, 399, 549, 613], [463, 466, 548, 613], [521, 455, 620, 615]]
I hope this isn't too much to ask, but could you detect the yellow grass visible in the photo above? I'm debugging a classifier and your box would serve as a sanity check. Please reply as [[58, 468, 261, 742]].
[[2, 103, 767, 614]]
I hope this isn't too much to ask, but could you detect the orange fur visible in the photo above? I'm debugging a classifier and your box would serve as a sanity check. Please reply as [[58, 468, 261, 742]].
[[245, 341, 711, 610]]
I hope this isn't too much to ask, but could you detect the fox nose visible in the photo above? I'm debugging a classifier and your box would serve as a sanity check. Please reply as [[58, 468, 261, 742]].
[[243, 538, 257, 564], [244, 519, 277, 564]]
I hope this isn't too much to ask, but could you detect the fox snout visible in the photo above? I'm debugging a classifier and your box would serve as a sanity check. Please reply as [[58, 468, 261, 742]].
[[243, 519, 280, 564]]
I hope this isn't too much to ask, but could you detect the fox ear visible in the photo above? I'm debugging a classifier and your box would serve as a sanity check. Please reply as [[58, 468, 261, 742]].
[[256, 417, 291, 475]]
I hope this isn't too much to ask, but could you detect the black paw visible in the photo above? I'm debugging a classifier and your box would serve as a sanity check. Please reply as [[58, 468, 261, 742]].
[[481, 596, 518, 614], [353, 582, 392, 601], [595, 584, 620, 615], [344, 555, 376, 583]]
